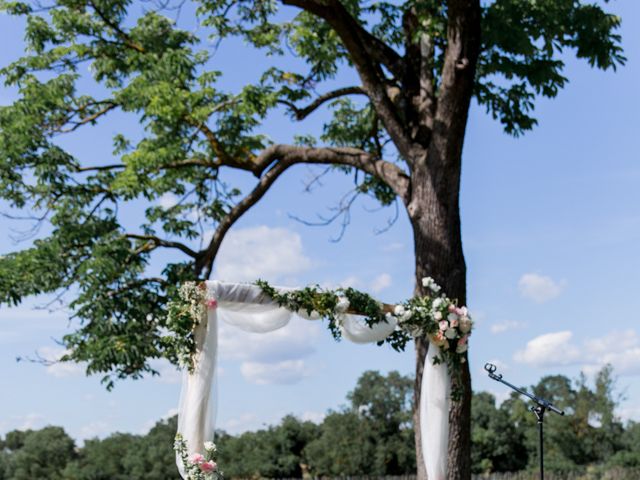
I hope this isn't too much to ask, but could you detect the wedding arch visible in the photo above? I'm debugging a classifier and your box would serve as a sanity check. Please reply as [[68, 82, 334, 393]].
[[172, 279, 473, 480]]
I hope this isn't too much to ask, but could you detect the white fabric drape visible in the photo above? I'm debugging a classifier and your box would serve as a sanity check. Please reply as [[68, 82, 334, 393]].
[[420, 343, 451, 480], [176, 280, 450, 479]]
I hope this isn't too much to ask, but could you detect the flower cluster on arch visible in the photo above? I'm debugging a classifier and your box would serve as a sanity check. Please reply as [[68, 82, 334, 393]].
[[175, 434, 223, 480]]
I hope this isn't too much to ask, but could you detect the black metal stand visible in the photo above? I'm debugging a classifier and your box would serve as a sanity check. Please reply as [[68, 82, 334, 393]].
[[484, 363, 565, 480]]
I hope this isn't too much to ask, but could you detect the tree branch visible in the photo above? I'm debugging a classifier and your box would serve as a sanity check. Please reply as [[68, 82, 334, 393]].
[[53, 103, 118, 133], [87, 0, 145, 53], [196, 157, 293, 278], [279, 86, 366, 120], [74, 158, 218, 173], [197, 145, 411, 278], [125, 234, 199, 258], [252, 145, 410, 202], [281, 0, 414, 160]]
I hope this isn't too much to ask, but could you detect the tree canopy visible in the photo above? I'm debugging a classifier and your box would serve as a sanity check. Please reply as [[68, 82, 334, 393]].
[[1, 368, 639, 479], [0, 0, 625, 389]]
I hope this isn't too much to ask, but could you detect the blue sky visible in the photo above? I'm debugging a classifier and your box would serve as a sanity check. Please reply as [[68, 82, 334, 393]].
[[1, 1, 639, 442]]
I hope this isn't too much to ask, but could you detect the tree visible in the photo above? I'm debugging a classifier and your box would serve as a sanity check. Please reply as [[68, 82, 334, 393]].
[[2, 427, 76, 480], [305, 410, 378, 476], [501, 366, 626, 474], [470, 391, 527, 474], [216, 415, 319, 478], [0, 0, 625, 477], [346, 370, 416, 474], [62, 415, 179, 480], [63, 433, 141, 480]]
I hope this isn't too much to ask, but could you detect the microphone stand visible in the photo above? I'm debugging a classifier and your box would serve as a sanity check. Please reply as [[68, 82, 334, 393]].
[[484, 363, 565, 480]]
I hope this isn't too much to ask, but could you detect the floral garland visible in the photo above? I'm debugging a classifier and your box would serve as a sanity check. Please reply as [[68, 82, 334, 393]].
[[255, 277, 473, 399], [174, 434, 223, 480], [165, 277, 473, 399], [164, 282, 208, 370]]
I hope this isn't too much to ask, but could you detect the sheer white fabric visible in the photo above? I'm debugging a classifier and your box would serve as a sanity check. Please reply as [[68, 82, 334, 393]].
[[176, 307, 218, 478], [338, 313, 398, 343], [420, 343, 452, 480], [176, 280, 450, 479]]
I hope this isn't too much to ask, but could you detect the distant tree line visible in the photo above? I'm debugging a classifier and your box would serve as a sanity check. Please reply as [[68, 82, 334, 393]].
[[1, 368, 639, 479]]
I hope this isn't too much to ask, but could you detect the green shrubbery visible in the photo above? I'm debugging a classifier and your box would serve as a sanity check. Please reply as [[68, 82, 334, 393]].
[[1, 367, 638, 479]]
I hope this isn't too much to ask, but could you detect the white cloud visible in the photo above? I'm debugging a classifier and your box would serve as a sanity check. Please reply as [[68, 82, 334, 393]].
[[518, 273, 565, 303], [149, 358, 182, 384], [514, 331, 581, 367], [514, 329, 640, 377], [370, 273, 392, 293], [76, 421, 111, 440], [0, 413, 47, 435], [321, 275, 362, 290], [158, 192, 179, 210], [220, 413, 260, 434], [241, 359, 310, 385], [583, 330, 640, 376], [19, 413, 47, 430], [618, 404, 640, 423], [219, 318, 320, 386], [219, 319, 320, 364], [490, 320, 525, 334], [300, 411, 325, 423], [37, 346, 85, 378], [215, 226, 312, 282]]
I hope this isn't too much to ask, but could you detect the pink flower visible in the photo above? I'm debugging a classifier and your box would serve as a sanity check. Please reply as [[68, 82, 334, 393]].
[[206, 298, 218, 309], [430, 330, 449, 349], [200, 461, 217, 473], [439, 320, 448, 331], [448, 304, 456, 313], [190, 453, 205, 464], [449, 317, 459, 328], [458, 335, 468, 345]]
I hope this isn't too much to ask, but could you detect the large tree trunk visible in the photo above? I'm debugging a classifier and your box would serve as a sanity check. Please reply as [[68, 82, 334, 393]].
[[407, 1, 480, 477], [409, 154, 471, 479]]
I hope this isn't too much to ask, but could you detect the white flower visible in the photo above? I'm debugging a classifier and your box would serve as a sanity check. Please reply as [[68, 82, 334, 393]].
[[456, 343, 468, 354], [447, 312, 459, 322], [401, 310, 413, 322], [434, 311, 443, 321], [422, 276, 434, 288], [433, 298, 444, 309], [309, 310, 321, 320], [394, 304, 406, 316], [422, 276, 442, 293], [459, 317, 472, 333], [204, 441, 216, 452], [335, 297, 350, 313], [444, 328, 457, 339]]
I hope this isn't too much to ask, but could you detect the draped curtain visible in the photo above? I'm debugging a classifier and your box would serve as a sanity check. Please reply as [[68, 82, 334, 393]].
[[177, 281, 450, 480]]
